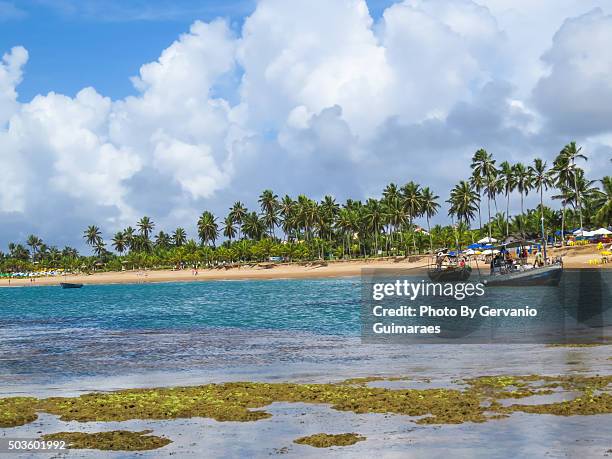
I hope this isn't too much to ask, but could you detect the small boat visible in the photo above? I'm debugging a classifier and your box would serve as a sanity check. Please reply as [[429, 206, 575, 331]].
[[428, 265, 472, 282], [60, 282, 83, 289], [484, 263, 563, 287], [427, 250, 472, 281]]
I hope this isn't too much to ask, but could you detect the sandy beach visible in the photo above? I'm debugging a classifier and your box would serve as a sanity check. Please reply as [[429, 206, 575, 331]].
[[1, 245, 609, 287]]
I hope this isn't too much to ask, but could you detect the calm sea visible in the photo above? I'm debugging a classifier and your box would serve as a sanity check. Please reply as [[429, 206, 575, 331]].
[[0, 275, 609, 393]]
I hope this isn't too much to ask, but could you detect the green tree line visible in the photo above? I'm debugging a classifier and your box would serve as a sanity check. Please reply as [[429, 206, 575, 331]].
[[2, 143, 610, 273]]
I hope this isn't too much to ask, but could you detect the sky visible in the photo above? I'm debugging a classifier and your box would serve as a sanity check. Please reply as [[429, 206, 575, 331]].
[[1, 0, 611, 251]]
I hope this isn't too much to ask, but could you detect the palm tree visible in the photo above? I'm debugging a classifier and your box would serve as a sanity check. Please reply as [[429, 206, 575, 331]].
[[593, 176, 612, 226], [383, 183, 400, 202], [123, 226, 135, 251], [155, 231, 172, 249], [93, 239, 106, 257], [112, 231, 128, 254], [420, 187, 440, 253], [499, 161, 515, 237], [137, 216, 154, 240], [469, 173, 484, 231], [223, 215, 237, 242], [229, 202, 247, 240], [336, 207, 355, 258], [84, 225, 102, 249], [471, 149, 497, 241], [364, 198, 384, 256], [172, 228, 187, 247], [529, 158, 554, 258], [558, 142, 588, 231], [401, 181, 422, 252], [197, 211, 219, 247], [279, 195, 296, 241], [512, 163, 532, 235], [242, 211, 266, 240], [258, 190, 279, 237], [447, 181, 478, 251], [26, 234, 42, 260], [447, 181, 479, 228]]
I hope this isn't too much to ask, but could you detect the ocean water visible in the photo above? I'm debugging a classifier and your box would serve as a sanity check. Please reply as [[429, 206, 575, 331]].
[[1, 277, 611, 458], [0, 275, 610, 391], [0, 278, 360, 335]]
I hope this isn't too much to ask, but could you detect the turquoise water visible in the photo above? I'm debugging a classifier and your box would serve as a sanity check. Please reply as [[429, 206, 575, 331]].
[[0, 278, 360, 334], [0, 274, 609, 387], [1, 277, 611, 458], [0, 279, 363, 384]]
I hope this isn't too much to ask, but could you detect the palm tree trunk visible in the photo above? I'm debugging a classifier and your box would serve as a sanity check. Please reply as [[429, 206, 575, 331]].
[[487, 195, 492, 241], [561, 204, 566, 247], [505, 192, 510, 237], [573, 164, 583, 231], [410, 209, 417, 253], [374, 223, 378, 256], [540, 186, 547, 262], [427, 216, 433, 253], [520, 192, 525, 235]]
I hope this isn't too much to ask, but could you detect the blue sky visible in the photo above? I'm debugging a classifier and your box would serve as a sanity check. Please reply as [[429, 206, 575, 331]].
[[1, 0, 398, 101]]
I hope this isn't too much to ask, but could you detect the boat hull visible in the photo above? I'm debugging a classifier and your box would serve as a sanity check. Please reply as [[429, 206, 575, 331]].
[[428, 266, 472, 282], [60, 282, 83, 289], [485, 265, 562, 287]]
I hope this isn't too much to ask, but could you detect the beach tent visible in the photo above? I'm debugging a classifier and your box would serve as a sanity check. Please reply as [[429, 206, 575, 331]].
[[573, 228, 596, 237], [477, 236, 498, 244], [592, 228, 612, 235]]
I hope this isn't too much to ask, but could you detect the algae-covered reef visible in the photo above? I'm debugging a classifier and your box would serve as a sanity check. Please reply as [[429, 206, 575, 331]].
[[41, 430, 171, 451], [0, 374, 610, 451], [294, 433, 365, 448]]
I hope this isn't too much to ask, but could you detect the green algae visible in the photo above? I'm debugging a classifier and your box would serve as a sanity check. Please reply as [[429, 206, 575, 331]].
[[31, 382, 487, 425], [509, 393, 612, 416], [294, 432, 365, 448], [41, 430, 171, 451], [0, 397, 38, 427], [1, 374, 611, 431]]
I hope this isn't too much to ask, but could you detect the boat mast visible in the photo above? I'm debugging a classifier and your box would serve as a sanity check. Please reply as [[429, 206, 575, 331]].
[[540, 215, 547, 264]]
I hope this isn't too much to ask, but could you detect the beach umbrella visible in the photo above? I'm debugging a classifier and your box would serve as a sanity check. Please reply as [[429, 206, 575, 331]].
[[477, 236, 498, 244], [468, 243, 481, 249], [572, 228, 594, 236], [593, 228, 612, 235]]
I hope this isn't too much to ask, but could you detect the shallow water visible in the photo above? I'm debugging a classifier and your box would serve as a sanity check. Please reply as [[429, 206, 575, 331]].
[[0, 278, 611, 457]]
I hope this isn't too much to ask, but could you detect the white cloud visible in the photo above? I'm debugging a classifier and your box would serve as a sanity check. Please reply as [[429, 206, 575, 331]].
[[237, 0, 391, 136], [0, 46, 27, 125], [0, 0, 611, 248], [533, 8, 612, 136]]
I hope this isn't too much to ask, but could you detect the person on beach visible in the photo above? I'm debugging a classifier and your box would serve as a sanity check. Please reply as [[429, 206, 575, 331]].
[[535, 251, 544, 267]]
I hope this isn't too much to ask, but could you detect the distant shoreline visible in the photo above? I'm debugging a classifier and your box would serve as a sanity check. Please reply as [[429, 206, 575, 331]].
[[0, 258, 429, 287], [0, 246, 609, 288]]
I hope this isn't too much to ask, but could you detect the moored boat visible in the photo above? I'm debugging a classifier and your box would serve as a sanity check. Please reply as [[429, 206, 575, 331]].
[[60, 282, 83, 289], [484, 262, 562, 287], [427, 250, 472, 281], [428, 265, 472, 282]]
